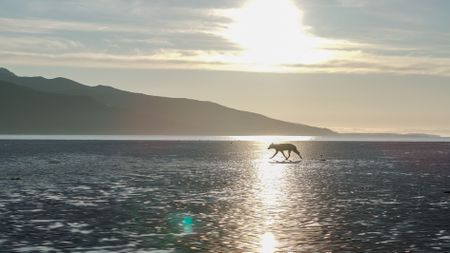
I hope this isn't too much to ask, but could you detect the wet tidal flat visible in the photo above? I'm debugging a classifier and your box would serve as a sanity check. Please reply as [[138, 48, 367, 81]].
[[0, 140, 449, 252]]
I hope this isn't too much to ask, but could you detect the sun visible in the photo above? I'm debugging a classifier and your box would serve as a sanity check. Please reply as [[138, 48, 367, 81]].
[[219, 0, 334, 71]]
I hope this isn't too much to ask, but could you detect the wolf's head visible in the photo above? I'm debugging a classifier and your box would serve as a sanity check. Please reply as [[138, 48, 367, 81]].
[[268, 143, 274, 149]]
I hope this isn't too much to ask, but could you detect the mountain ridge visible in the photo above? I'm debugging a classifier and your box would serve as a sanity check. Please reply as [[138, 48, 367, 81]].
[[0, 68, 335, 135]]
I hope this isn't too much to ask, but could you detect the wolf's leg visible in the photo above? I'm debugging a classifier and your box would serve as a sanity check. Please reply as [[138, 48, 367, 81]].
[[270, 151, 279, 159], [287, 150, 291, 159], [281, 151, 288, 160], [294, 149, 303, 159]]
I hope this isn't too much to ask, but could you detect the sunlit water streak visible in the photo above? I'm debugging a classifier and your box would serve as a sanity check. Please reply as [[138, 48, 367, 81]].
[[254, 147, 286, 252], [0, 140, 449, 252]]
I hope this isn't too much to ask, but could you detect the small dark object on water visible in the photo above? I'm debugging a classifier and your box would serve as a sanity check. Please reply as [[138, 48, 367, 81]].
[[444, 191, 450, 194], [10, 177, 21, 180], [319, 154, 326, 161], [48, 160, 60, 164]]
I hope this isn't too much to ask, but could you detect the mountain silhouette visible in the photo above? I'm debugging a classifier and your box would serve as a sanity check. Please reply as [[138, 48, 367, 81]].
[[0, 67, 335, 135]]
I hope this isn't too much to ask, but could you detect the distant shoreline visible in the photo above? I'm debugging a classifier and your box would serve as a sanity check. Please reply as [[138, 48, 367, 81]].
[[0, 135, 448, 142]]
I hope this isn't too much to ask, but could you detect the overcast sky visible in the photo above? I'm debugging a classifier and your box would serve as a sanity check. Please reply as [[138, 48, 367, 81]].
[[2, 0, 450, 135]]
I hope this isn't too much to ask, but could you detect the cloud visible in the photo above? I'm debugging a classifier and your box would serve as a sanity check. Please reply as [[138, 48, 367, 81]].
[[284, 51, 450, 76], [3, 47, 450, 76], [0, 50, 233, 70], [1, 0, 450, 76], [0, 16, 237, 53], [0, 17, 151, 34], [0, 36, 82, 55], [335, 0, 369, 8]]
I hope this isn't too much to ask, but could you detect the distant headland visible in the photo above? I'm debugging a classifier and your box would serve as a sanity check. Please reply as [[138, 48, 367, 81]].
[[0, 68, 442, 138]]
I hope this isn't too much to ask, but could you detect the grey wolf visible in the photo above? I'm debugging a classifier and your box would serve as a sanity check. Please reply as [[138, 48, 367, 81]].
[[268, 143, 303, 160]]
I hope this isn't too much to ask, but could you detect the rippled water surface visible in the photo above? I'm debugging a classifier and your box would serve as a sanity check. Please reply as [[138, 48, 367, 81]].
[[0, 141, 449, 252]]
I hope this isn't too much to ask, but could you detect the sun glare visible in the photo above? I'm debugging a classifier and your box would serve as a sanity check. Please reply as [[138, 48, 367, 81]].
[[259, 232, 277, 253], [220, 0, 334, 70]]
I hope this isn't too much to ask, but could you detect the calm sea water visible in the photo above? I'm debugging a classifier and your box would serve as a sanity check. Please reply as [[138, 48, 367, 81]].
[[0, 140, 449, 252]]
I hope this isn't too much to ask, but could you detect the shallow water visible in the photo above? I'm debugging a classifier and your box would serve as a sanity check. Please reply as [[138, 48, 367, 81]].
[[0, 141, 449, 252]]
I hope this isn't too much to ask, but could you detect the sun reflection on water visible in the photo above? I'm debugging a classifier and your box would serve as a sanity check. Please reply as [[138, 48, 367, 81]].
[[260, 232, 277, 253], [253, 145, 289, 252], [257, 159, 285, 209]]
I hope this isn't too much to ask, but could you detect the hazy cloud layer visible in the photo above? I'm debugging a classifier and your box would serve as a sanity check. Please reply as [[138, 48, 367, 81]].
[[1, 0, 450, 75]]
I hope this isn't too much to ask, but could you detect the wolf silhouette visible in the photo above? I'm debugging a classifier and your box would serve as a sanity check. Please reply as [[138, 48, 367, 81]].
[[268, 143, 303, 160]]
